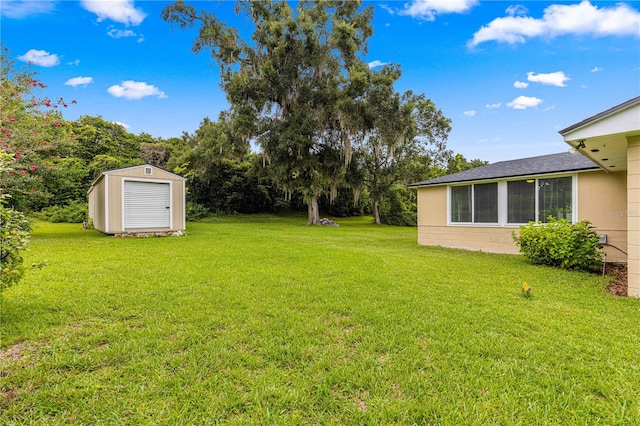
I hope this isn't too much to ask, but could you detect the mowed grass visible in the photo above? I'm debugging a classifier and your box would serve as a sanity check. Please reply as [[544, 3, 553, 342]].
[[1, 216, 639, 425]]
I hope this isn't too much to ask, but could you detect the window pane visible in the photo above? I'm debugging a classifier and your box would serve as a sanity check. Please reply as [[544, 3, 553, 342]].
[[508, 180, 535, 223], [451, 185, 471, 222], [538, 177, 572, 222], [474, 183, 498, 223]]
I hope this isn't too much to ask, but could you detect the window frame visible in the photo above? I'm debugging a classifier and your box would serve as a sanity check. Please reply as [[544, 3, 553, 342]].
[[447, 173, 577, 227]]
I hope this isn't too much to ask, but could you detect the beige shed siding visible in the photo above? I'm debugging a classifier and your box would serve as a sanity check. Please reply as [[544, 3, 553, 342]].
[[87, 165, 186, 235], [416, 170, 629, 261], [89, 177, 106, 233], [577, 171, 627, 263], [628, 136, 640, 297]]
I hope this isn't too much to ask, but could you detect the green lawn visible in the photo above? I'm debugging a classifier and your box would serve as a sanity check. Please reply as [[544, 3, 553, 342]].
[[2, 216, 639, 425]]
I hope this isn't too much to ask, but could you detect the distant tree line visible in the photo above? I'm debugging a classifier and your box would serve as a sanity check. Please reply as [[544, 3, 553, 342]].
[[1, 43, 486, 226]]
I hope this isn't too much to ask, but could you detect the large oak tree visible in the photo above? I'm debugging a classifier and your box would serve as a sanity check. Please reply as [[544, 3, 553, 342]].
[[163, 0, 374, 224]]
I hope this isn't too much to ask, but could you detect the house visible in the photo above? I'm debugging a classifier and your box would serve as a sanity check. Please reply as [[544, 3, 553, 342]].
[[87, 164, 186, 236], [409, 96, 640, 297]]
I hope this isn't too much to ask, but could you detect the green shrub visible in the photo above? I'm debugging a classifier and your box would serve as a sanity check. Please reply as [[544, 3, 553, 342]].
[[513, 218, 602, 271], [379, 184, 417, 226], [37, 202, 88, 223], [186, 201, 210, 221], [1, 203, 31, 290]]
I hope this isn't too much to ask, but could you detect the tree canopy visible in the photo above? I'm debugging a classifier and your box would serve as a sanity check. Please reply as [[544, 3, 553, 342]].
[[164, 0, 377, 224]]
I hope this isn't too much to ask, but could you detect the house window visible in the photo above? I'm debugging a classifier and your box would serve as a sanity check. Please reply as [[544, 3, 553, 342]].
[[451, 176, 574, 225], [450, 183, 498, 223], [538, 177, 572, 222], [474, 183, 498, 223], [450, 185, 471, 222], [508, 180, 536, 223]]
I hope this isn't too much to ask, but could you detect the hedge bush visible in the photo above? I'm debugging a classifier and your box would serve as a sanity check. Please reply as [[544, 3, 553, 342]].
[[1, 203, 31, 290], [36, 202, 88, 223], [379, 184, 417, 226], [513, 218, 602, 271]]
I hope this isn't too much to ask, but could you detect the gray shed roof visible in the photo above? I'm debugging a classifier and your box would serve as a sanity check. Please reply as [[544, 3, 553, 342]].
[[408, 152, 600, 187]]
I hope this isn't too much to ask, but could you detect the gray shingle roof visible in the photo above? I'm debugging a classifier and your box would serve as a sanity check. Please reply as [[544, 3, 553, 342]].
[[408, 152, 600, 187]]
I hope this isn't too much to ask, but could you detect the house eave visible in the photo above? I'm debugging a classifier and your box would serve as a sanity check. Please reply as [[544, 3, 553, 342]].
[[408, 167, 600, 189]]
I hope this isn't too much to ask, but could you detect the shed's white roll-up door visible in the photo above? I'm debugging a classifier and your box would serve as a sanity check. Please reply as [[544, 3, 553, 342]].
[[124, 181, 170, 229]]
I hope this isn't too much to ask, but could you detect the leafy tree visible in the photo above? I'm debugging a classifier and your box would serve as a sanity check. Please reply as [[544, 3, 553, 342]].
[[445, 153, 488, 174], [163, 0, 374, 224], [71, 116, 141, 167], [0, 45, 72, 212], [0, 150, 31, 290], [346, 64, 451, 224]]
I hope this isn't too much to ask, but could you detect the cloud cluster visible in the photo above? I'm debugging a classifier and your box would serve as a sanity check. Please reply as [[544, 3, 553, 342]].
[[526, 71, 569, 87], [65, 76, 94, 87], [469, 1, 640, 47], [513, 81, 529, 89], [463, 110, 476, 117], [507, 96, 543, 110], [80, 0, 146, 26], [0, 0, 56, 19], [113, 121, 131, 130], [367, 60, 387, 69], [108, 28, 137, 39], [17, 49, 60, 67], [107, 81, 167, 100], [398, 0, 478, 21]]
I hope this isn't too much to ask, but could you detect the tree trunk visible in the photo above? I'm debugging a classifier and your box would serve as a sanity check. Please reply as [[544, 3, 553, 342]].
[[372, 199, 381, 225], [306, 197, 320, 225]]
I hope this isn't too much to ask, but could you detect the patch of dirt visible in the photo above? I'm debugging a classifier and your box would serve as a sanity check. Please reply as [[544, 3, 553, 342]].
[[604, 263, 627, 297], [0, 341, 28, 363], [354, 396, 367, 413], [0, 387, 21, 407]]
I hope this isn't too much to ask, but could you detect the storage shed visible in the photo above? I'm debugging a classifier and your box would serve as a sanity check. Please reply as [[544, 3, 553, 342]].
[[87, 164, 186, 235]]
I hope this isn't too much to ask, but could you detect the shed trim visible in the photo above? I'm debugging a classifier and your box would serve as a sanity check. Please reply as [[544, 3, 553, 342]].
[[104, 176, 110, 234]]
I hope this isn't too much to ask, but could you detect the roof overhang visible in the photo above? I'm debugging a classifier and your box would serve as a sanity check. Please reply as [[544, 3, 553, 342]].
[[559, 97, 640, 172]]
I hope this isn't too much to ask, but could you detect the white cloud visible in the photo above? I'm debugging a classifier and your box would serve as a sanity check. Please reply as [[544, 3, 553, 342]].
[[0, 0, 56, 19], [399, 0, 478, 21], [67, 59, 80, 66], [506, 5, 528, 17], [367, 60, 387, 69], [513, 81, 529, 89], [486, 102, 501, 109], [591, 66, 603, 73], [17, 49, 60, 67], [507, 96, 543, 110], [469, 1, 640, 47], [463, 110, 476, 117], [65, 76, 93, 87], [108, 28, 137, 39], [107, 81, 167, 100], [80, 0, 146, 26], [113, 121, 130, 129], [527, 71, 570, 87], [581, 84, 589, 89]]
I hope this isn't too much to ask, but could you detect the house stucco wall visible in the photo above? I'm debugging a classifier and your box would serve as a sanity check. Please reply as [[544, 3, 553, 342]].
[[415, 171, 628, 262], [628, 136, 640, 297], [577, 171, 627, 263]]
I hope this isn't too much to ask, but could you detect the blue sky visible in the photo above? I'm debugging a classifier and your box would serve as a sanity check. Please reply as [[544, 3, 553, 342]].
[[2, 0, 639, 162]]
